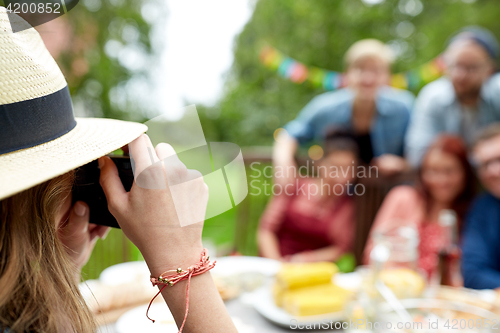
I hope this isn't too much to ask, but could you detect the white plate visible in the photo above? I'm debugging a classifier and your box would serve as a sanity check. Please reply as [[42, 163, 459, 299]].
[[100, 256, 281, 283], [98, 256, 280, 283], [334, 272, 362, 291], [250, 284, 344, 328], [115, 303, 259, 333], [115, 303, 178, 333], [99, 261, 151, 287], [211, 256, 281, 277]]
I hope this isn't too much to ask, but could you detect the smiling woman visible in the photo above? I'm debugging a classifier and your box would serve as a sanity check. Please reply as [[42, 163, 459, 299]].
[[363, 135, 476, 279]]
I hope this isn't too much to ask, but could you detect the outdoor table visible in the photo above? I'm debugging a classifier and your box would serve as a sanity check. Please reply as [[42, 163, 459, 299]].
[[224, 294, 335, 333], [92, 256, 337, 332], [97, 293, 334, 333]]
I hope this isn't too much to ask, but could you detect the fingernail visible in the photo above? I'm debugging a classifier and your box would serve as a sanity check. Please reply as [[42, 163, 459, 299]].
[[101, 228, 111, 240], [75, 202, 86, 217], [98, 157, 105, 169]]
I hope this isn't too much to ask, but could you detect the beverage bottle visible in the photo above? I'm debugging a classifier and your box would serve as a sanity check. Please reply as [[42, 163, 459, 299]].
[[437, 210, 463, 287]]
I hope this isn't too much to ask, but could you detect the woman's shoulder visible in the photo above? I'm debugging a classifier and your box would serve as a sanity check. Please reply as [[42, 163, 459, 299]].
[[372, 185, 424, 231]]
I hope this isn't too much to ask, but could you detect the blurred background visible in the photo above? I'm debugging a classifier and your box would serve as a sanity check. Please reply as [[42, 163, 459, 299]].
[[34, 0, 500, 279]]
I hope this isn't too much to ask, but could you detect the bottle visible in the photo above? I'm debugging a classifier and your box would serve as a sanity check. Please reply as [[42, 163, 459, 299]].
[[438, 210, 463, 287]]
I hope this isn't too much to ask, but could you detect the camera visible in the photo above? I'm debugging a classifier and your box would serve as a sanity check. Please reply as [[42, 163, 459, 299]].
[[72, 155, 134, 228]]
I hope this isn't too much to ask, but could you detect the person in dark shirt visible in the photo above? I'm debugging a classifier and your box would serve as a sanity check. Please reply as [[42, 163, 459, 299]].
[[462, 123, 500, 289]]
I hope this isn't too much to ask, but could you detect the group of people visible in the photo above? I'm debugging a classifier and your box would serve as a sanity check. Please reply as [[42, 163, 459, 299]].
[[259, 26, 500, 290]]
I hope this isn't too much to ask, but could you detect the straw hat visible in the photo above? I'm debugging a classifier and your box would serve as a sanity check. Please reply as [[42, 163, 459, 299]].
[[0, 7, 147, 200]]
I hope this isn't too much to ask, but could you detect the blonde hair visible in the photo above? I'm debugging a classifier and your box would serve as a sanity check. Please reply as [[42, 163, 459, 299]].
[[0, 171, 97, 332], [344, 39, 395, 67]]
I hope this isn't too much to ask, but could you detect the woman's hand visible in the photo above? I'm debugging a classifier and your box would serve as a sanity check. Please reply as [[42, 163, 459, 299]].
[[372, 154, 409, 176], [99, 135, 238, 333], [57, 201, 110, 272], [98, 134, 209, 277], [284, 246, 343, 263]]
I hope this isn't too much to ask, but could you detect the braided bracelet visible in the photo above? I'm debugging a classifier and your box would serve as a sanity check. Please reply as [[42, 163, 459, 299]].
[[146, 249, 216, 333]]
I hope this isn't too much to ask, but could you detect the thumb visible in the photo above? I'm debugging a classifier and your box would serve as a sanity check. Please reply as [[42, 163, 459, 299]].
[[99, 156, 127, 213]]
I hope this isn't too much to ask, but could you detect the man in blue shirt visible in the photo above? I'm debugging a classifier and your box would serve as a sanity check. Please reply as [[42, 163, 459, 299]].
[[462, 123, 500, 289], [405, 26, 500, 167], [274, 39, 414, 186]]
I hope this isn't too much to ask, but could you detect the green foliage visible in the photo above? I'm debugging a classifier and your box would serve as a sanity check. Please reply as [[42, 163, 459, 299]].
[[198, 0, 500, 147], [82, 229, 142, 280], [59, 0, 162, 121]]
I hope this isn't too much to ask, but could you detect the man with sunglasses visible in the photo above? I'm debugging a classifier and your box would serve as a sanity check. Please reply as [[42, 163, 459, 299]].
[[462, 123, 500, 289], [406, 26, 500, 167]]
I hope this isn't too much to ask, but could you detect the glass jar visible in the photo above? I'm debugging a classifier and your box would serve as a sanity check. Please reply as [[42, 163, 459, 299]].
[[370, 224, 419, 271]]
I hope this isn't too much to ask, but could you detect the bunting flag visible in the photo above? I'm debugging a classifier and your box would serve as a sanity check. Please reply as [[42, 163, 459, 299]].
[[259, 46, 446, 92]]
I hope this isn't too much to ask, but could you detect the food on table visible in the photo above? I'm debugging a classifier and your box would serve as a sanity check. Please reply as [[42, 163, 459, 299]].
[[371, 267, 425, 299], [282, 283, 352, 316], [436, 286, 492, 310], [238, 272, 266, 291], [213, 275, 241, 301], [275, 262, 338, 290], [213, 271, 266, 301], [80, 280, 158, 314], [379, 267, 425, 298], [273, 262, 352, 316]]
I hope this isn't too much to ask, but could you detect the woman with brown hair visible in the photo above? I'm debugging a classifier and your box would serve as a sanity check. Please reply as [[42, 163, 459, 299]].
[[259, 132, 359, 263], [0, 8, 237, 333], [363, 134, 476, 279]]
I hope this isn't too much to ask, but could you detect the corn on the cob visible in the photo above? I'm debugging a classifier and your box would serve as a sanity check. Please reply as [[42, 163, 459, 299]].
[[273, 262, 349, 315], [273, 283, 285, 307], [275, 262, 338, 290], [282, 283, 352, 316]]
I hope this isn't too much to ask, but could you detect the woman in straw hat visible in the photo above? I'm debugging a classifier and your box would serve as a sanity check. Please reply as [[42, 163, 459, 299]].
[[0, 8, 237, 333]]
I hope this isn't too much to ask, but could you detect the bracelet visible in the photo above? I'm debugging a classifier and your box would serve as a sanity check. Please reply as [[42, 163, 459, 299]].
[[146, 249, 216, 333]]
